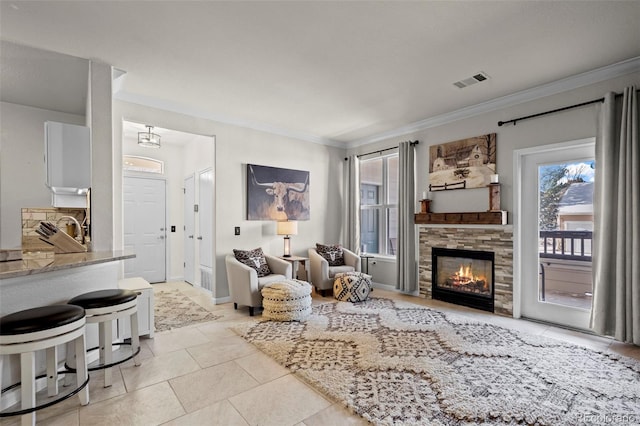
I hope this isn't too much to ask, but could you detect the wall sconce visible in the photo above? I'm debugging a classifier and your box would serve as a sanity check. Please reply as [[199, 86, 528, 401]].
[[277, 221, 298, 257]]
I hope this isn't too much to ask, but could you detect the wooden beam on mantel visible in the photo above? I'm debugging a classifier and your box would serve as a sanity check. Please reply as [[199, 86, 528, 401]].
[[414, 211, 507, 225]]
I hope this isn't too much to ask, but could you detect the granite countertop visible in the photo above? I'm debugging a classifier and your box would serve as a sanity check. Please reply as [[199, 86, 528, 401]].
[[0, 250, 135, 280]]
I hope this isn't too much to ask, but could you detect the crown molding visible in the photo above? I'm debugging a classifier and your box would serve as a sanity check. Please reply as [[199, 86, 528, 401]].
[[113, 91, 344, 148], [346, 56, 640, 149], [113, 57, 639, 150]]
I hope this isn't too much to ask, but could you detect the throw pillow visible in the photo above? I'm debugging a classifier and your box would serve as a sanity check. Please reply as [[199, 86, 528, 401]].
[[316, 243, 345, 266], [233, 247, 272, 277]]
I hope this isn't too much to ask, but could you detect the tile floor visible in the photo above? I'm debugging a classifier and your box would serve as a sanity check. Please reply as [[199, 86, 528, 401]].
[[2, 281, 639, 425]]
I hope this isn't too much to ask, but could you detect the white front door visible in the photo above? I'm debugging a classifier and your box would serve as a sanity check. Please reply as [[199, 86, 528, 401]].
[[184, 175, 195, 284], [516, 138, 594, 330], [123, 176, 166, 283]]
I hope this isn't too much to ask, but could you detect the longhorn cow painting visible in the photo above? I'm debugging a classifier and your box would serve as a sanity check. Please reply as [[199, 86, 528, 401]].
[[247, 164, 310, 220]]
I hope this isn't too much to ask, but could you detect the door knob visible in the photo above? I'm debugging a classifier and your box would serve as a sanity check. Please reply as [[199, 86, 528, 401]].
[[188, 235, 194, 239], [197, 236, 203, 240], [159, 235, 165, 239]]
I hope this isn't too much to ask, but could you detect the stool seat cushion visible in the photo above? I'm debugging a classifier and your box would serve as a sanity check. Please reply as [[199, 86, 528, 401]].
[[0, 305, 85, 335], [68, 289, 137, 309]]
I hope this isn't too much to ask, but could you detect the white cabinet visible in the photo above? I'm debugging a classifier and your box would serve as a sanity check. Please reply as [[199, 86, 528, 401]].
[[44, 121, 91, 207], [118, 277, 155, 338]]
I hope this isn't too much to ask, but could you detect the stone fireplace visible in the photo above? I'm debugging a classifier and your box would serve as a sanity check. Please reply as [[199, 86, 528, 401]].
[[419, 225, 513, 316]]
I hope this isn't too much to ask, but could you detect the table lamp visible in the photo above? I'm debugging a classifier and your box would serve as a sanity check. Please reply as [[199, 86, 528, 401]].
[[277, 221, 298, 257]]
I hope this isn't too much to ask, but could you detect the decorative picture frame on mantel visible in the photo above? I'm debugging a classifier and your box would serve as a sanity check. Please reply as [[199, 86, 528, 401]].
[[246, 164, 310, 221], [429, 133, 497, 191]]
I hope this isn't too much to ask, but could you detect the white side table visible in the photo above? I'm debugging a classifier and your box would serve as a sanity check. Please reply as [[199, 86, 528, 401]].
[[278, 256, 310, 282]]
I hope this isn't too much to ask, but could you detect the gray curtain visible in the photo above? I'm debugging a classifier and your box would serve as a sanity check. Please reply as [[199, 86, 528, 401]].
[[591, 86, 639, 344], [345, 155, 360, 253], [396, 141, 417, 292]]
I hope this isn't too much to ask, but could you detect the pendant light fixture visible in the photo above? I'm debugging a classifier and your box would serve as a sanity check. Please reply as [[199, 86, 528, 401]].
[[138, 125, 161, 148]]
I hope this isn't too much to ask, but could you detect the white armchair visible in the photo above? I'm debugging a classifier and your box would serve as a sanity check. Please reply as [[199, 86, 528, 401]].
[[308, 247, 360, 295], [225, 254, 292, 316]]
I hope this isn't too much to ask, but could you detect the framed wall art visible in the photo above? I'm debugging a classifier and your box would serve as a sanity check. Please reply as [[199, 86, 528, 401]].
[[429, 133, 497, 191], [246, 164, 310, 220]]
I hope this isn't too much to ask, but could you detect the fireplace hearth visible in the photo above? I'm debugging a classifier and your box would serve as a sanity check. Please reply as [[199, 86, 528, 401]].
[[432, 247, 495, 312]]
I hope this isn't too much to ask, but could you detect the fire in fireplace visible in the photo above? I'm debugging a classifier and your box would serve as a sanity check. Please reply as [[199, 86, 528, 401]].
[[432, 247, 495, 312]]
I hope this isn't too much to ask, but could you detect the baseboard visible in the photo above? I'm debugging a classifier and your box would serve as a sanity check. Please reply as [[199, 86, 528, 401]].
[[372, 282, 421, 297], [213, 296, 231, 305]]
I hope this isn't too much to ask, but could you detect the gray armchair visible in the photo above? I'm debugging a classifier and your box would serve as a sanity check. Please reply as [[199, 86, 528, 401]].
[[308, 247, 360, 295], [225, 254, 292, 316]]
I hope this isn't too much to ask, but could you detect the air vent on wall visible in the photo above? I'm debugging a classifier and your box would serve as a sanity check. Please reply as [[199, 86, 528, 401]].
[[453, 71, 490, 89]]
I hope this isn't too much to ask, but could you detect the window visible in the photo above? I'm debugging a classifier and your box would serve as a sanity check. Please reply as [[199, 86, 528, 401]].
[[360, 154, 398, 255], [123, 155, 164, 174]]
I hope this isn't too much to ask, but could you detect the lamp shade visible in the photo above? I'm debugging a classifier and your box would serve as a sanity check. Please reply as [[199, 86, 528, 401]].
[[277, 221, 298, 236]]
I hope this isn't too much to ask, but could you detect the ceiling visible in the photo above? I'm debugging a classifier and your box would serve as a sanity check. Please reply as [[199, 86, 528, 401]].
[[1, 1, 639, 147]]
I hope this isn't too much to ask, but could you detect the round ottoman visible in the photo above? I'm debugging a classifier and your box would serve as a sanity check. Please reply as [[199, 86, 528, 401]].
[[261, 279, 312, 321], [333, 272, 372, 302]]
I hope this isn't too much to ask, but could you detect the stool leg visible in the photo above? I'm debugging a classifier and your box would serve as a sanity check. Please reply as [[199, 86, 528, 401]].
[[99, 319, 113, 387], [20, 352, 36, 426], [131, 311, 141, 367], [46, 346, 58, 396], [74, 332, 89, 406], [64, 340, 76, 387]]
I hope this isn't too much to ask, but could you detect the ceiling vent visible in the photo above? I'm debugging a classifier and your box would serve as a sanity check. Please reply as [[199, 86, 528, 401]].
[[453, 72, 490, 89]]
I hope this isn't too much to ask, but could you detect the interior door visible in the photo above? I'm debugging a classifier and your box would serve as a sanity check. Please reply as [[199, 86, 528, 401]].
[[184, 175, 195, 284], [123, 176, 166, 283], [517, 138, 594, 330], [195, 168, 214, 291], [198, 168, 213, 269]]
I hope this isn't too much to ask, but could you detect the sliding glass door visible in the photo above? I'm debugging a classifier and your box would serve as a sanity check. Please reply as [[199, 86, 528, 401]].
[[516, 138, 594, 330]]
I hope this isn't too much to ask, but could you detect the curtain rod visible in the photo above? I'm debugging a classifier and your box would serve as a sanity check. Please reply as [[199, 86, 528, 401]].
[[345, 140, 419, 161], [498, 89, 637, 127]]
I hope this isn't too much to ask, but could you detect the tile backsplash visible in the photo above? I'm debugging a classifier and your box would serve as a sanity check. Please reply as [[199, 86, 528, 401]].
[[22, 207, 86, 252]]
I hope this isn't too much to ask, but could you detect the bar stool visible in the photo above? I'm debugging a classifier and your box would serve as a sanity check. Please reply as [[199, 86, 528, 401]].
[[67, 289, 141, 388], [0, 305, 90, 426]]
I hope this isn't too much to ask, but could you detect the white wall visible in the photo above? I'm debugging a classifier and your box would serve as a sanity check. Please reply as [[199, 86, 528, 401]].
[[347, 72, 640, 286], [0, 102, 85, 248], [113, 101, 346, 300]]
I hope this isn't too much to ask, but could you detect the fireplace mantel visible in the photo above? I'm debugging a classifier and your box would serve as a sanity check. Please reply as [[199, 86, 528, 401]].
[[415, 211, 507, 225]]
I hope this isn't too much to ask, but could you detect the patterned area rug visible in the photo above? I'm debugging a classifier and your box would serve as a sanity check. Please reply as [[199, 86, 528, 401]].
[[234, 297, 640, 425], [154, 289, 222, 332]]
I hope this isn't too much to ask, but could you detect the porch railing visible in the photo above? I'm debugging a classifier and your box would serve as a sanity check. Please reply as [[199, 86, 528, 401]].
[[539, 230, 593, 301], [539, 230, 592, 262]]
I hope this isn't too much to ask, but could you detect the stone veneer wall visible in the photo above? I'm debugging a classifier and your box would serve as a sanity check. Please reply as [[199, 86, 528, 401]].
[[418, 225, 513, 316]]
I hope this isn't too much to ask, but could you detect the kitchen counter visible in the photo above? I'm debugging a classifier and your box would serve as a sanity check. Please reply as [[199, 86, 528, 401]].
[[1, 250, 137, 391], [0, 250, 135, 280]]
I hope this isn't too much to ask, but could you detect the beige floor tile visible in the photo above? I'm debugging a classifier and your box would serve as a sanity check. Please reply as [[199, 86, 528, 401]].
[[38, 409, 79, 426], [170, 360, 259, 413], [234, 350, 290, 384], [541, 327, 612, 352], [22, 368, 126, 424], [79, 382, 185, 425], [162, 400, 249, 426], [608, 341, 640, 360], [187, 336, 257, 368], [195, 322, 238, 340], [301, 403, 367, 426], [145, 327, 211, 355], [120, 349, 200, 391], [229, 375, 332, 426]]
